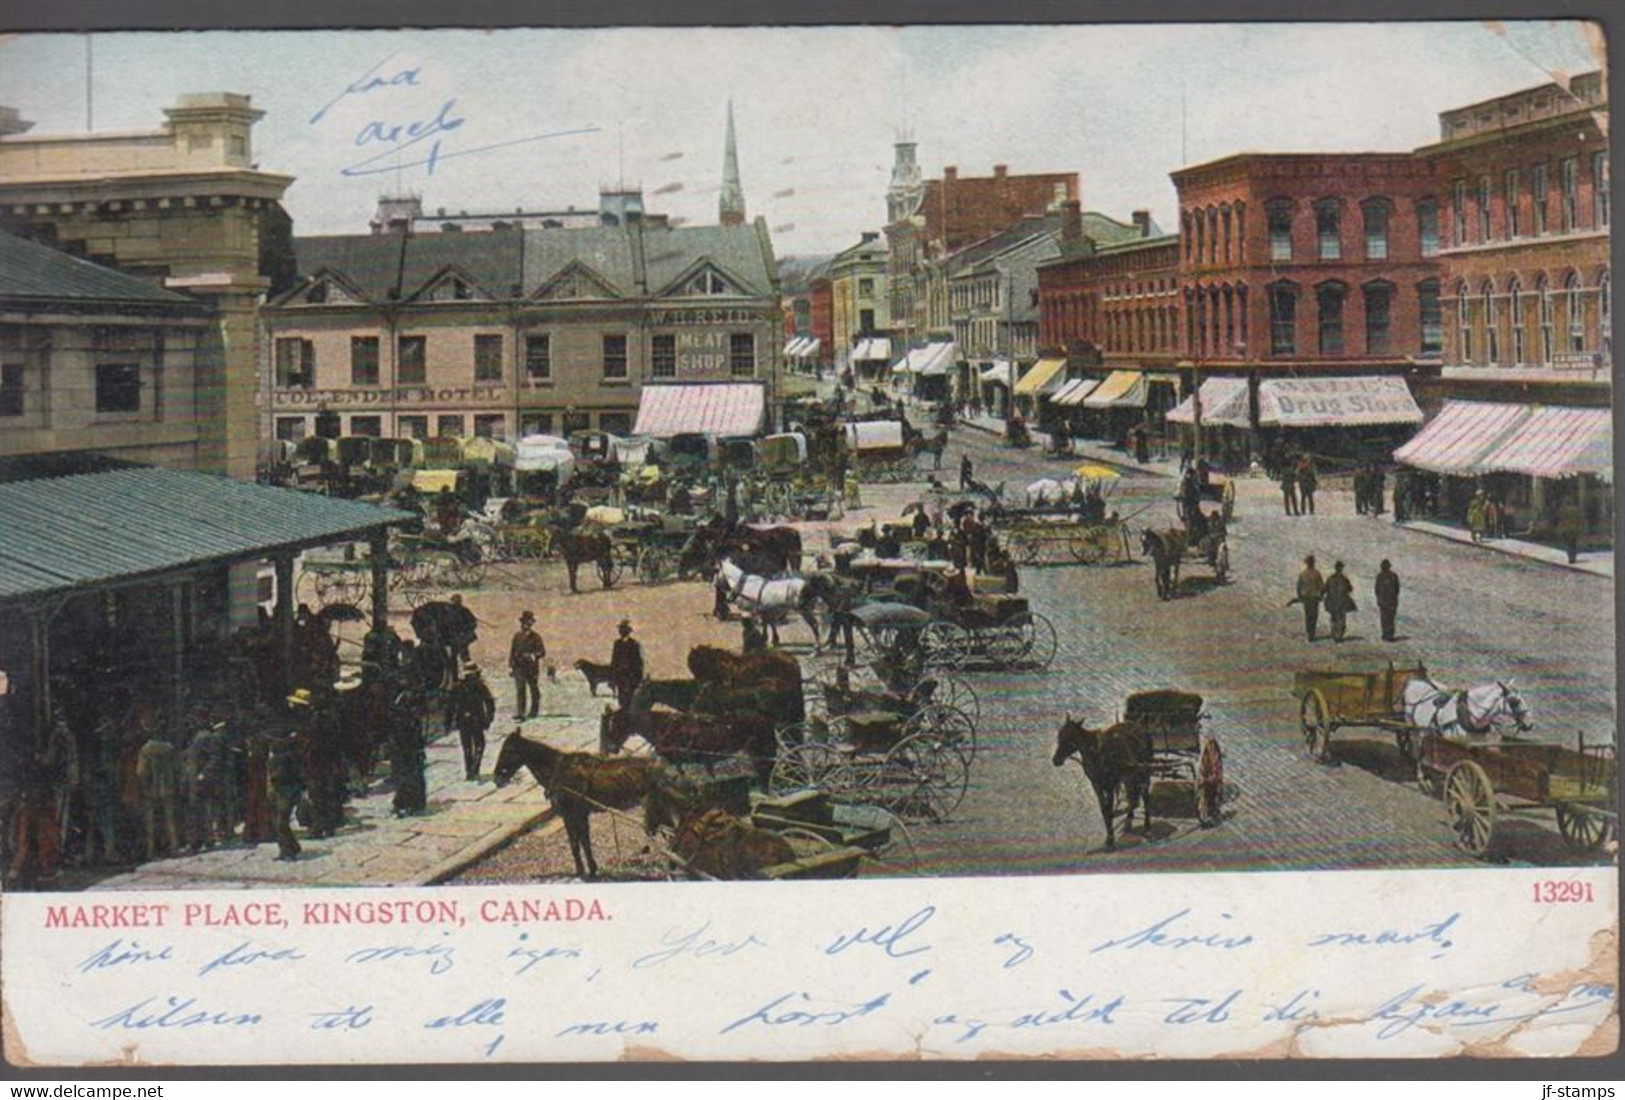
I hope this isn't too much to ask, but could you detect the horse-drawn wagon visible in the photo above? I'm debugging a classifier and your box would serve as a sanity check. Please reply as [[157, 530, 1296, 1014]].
[[1139, 518, 1230, 600], [919, 592, 1059, 671], [843, 419, 923, 483], [999, 512, 1132, 566], [1294, 661, 1431, 764]]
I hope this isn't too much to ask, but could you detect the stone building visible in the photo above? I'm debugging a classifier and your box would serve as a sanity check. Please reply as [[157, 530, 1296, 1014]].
[[828, 232, 891, 372], [0, 95, 294, 481]]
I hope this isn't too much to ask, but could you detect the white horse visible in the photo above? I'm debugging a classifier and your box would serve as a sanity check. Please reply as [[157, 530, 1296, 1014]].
[[1401, 676, 1531, 744], [1026, 478, 1080, 507], [715, 557, 816, 645]]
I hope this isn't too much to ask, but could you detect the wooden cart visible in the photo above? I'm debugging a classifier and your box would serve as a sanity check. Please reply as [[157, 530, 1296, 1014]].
[[1126, 690, 1226, 828], [1294, 661, 1430, 764]]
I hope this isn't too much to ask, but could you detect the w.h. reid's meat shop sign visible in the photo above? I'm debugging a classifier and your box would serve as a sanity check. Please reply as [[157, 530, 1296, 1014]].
[[274, 386, 511, 408], [1258, 376, 1423, 427]]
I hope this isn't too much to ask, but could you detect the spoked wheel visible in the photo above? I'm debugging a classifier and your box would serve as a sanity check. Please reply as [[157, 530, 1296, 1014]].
[[769, 741, 852, 796], [636, 546, 670, 585], [1195, 738, 1225, 827], [875, 733, 970, 823], [1444, 760, 1497, 857], [598, 552, 625, 589], [984, 624, 1027, 667], [867, 808, 920, 875], [902, 702, 978, 764], [1555, 805, 1613, 854], [1069, 527, 1111, 564], [1009, 534, 1042, 565], [918, 620, 973, 670], [1300, 690, 1333, 764], [908, 672, 979, 727], [446, 555, 488, 590], [1018, 613, 1059, 669]]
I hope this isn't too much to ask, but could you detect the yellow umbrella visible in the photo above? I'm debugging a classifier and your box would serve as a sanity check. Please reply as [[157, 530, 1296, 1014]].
[[1073, 463, 1121, 480]]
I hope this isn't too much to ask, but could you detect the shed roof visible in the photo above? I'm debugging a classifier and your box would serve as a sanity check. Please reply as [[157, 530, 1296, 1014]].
[[0, 230, 203, 310]]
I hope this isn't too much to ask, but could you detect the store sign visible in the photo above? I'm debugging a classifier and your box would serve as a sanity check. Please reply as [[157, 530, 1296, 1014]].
[[1551, 352, 1609, 372], [273, 386, 511, 409], [1258, 376, 1423, 427], [676, 330, 734, 378], [648, 308, 762, 326]]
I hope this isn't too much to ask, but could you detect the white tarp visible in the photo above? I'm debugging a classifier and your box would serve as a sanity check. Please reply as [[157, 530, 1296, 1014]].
[[632, 383, 767, 439], [844, 420, 905, 451], [1256, 375, 1423, 427]]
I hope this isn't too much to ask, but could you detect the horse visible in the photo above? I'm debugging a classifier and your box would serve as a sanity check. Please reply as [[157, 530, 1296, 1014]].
[[1139, 528, 1188, 601], [799, 572, 867, 655], [643, 787, 796, 880], [600, 704, 777, 785], [1052, 715, 1153, 850], [491, 731, 657, 880], [688, 519, 803, 575], [715, 558, 819, 646], [550, 526, 616, 593], [1401, 677, 1531, 743]]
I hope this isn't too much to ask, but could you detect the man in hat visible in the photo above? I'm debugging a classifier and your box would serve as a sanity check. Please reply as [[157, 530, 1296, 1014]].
[[1324, 560, 1357, 642], [1289, 554, 1325, 642], [448, 663, 496, 781], [1375, 560, 1401, 642], [508, 611, 545, 720], [269, 691, 310, 860], [609, 620, 645, 711], [388, 684, 428, 818]]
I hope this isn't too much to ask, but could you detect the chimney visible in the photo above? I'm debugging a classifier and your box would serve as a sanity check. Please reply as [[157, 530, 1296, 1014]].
[[1132, 209, 1151, 237], [0, 107, 35, 137], [943, 166, 958, 182], [861, 231, 878, 242], [1061, 200, 1083, 243], [993, 164, 1008, 178]]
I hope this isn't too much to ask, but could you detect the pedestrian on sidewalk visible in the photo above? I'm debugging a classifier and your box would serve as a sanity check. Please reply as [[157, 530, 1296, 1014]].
[[1375, 560, 1401, 642], [388, 687, 427, 818], [959, 454, 974, 492], [1297, 455, 1319, 515], [508, 611, 545, 720], [610, 620, 645, 711], [1353, 466, 1369, 515], [1558, 501, 1583, 564], [1467, 491, 1487, 544], [1324, 560, 1357, 642], [1289, 554, 1325, 642], [1280, 462, 1300, 516], [448, 664, 496, 781], [1372, 465, 1387, 516], [1483, 496, 1501, 541], [299, 687, 345, 840]]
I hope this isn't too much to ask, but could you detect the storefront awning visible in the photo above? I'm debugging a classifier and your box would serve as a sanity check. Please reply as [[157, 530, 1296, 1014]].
[[980, 359, 1014, 388], [632, 383, 766, 439], [1479, 406, 1612, 480], [1166, 376, 1251, 427], [844, 420, 905, 451], [1392, 401, 1533, 477], [0, 465, 411, 603], [890, 341, 954, 376], [1256, 376, 1422, 427], [853, 337, 892, 361], [1083, 370, 1148, 409], [1050, 378, 1100, 407], [1014, 357, 1068, 397]]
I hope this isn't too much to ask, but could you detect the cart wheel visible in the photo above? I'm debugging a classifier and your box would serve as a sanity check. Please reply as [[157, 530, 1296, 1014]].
[[1021, 613, 1059, 669], [908, 672, 980, 727], [1444, 760, 1497, 857], [1196, 738, 1225, 826], [985, 624, 1027, 666], [1300, 690, 1333, 763], [637, 546, 670, 585], [879, 734, 970, 823], [1555, 806, 1613, 854], [447, 557, 487, 590], [1010, 534, 1042, 565], [1394, 728, 1417, 766], [868, 809, 921, 875], [598, 553, 624, 589], [1414, 754, 1443, 798], [903, 702, 978, 764], [1214, 541, 1230, 581], [770, 742, 852, 796], [1069, 527, 1110, 564]]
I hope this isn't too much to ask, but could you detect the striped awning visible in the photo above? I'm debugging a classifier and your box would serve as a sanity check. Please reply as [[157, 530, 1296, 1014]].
[[853, 337, 892, 361], [1393, 401, 1533, 476], [979, 359, 1014, 388], [1083, 370, 1148, 409], [1257, 376, 1422, 427], [1051, 378, 1100, 407], [1479, 406, 1612, 480], [632, 383, 766, 439], [1166, 376, 1251, 427], [1014, 357, 1068, 397], [891, 341, 954, 376]]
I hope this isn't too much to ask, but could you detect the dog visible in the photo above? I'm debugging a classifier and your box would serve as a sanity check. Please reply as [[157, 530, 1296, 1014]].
[[574, 658, 616, 697]]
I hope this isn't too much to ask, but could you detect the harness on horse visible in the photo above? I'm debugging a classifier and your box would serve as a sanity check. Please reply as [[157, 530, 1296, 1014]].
[[1454, 689, 1494, 735]]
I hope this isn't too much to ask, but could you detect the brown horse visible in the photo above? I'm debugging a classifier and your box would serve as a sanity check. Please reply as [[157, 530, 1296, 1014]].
[[601, 704, 777, 785], [492, 731, 657, 879], [1051, 715, 1152, 850], [1139, 528, 1188, 601], [643, 786, 795, 880], [553, 526, 615, 593]]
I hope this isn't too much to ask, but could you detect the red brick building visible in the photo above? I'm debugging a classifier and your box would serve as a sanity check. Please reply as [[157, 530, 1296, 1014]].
[[810, 273, 834, 372], [1415, 70, 1610, 405], [1037, 207, 1179, 367]]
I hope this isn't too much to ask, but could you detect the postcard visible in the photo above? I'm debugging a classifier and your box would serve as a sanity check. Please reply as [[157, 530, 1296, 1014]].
[[0, 19, 1616, 1066]]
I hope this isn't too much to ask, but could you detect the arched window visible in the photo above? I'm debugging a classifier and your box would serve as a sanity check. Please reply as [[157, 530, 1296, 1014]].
[[1194, 213, 1205, 266], [1221, 205, 1233, 263], [1194, 289, 1208, 358], [1222, 286, 1235, 354], [1182, 211, 1193, 261], [1233, 203, 1246, 263], [1267, 200, 1293, 262], [1207, 207, 1219, 264], [1236, 286, 1248, 351], [1482, 280, 1499, 365], [1185, 291, 1196, 353], [1457, 282, 1473, 363], [1565, 271, 1586, 353], [1361, 199, 1392, 260], [1537, 275, 1555, 364], [1317, 282, 1347, 355], [1268, 282, 1298, 356], [1508, 277, 1526, 364], [1363, 281, 1393, 355]]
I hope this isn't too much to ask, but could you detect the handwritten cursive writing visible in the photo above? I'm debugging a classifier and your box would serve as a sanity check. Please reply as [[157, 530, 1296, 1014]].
[[91, 996, 262, 1030], [824, 906, 934, 960], [198, 940, 306, 978], [309, 54, 422, 124], [76, 939, 172, 974], [425, 998, 506, 1029], [1305, 912, 1460, 958], [346, 942, 455, 975], [632, 921, 766, 970], [719, 991, 891, 1035], [1091, 909, 1253, 954], [311, 1005, 374, 1031]]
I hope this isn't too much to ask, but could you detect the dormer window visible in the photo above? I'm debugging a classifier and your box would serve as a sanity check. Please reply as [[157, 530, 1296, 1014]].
[[690, 270, 731, 295], [306, 282, 328, 304]]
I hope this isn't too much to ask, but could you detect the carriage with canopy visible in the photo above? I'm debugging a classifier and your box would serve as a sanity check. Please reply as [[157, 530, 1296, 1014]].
[[843, 419, 924, 483]]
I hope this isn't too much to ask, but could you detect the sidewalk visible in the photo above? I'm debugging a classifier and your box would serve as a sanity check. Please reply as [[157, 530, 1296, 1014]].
[[955, 410, 1181, 478], [89, 670, 610, 891], [1398, 519, 1614, 578]]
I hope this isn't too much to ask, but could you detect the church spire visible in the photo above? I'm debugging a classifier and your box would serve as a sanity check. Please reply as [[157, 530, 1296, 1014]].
[[719, 99, 746, 227]]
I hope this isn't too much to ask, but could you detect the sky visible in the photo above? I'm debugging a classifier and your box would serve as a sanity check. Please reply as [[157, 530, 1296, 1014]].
[[0, 23, 1606, 258]]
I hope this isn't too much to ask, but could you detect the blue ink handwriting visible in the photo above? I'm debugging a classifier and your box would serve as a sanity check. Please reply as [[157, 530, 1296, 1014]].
[[1305, 912, 1459, 958], [556, 1019, 660, 1038], [311, 1005, 374, 1031], [507, 943, 582, 977], [91, 996, 262, 1030], [425, 998, 506, 1029], [346, 942, 455, 976], [720, 991, 891, 1035], [631, 921, 766, 970], [992, 932, 1035, 969], [310, 54, 422, 124], [1010, 990, 1124, 1029], [76, 939, 173, 974], [198, 940, 306, 978], [1092, 909, 1253, 954], [1262, 989, 1321, 1023], [824, 906, 934, 961], [1163, 990, 1243, 1025]]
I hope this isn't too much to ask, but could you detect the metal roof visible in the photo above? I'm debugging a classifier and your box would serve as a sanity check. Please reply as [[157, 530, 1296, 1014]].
[[0, 466, 412, 602], [0, 230, 203, 309]]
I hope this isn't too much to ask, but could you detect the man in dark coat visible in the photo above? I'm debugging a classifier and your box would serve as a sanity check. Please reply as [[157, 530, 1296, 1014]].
[[1297, 454, 1319, 515], [1280, 462, 1299, 516], [444, 594, 478, 670], [609, 620, 645, 711], [1374, 560, 1401, 642], [297, 687, 346, 840], [269, 693, 310, 860], [959, 454, 974, 492], [388, 687, 427, 817], [1290, 554, 1325, 642], [1324, 560, 1356, 642], [447, 664, 496, 780], [508, 611, 545, 720]]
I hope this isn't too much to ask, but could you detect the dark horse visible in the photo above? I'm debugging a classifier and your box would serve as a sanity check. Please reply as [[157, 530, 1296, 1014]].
[[686, 517, 803, 576], [1139, 528, 1188, 601], [544, 523, 615, 593], [1052, 715, 1152, 850], [600, 704, 777, 786], [492, 731, 657, 879]]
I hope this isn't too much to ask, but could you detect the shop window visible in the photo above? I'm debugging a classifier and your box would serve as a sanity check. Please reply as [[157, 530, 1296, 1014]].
[[398, 415, 428, 440], [1316, 283, 1345, 355], [398, 335, 427, 385], [651, 334, 677, 379], [525, 335, 552, 382], [729, 333, 756, 378], [275, 337, 314, 388], [0, 364, 21, 417], [603, 334, 629, 380], [563, 411, 590, 435], [350, 336, 379, 386], [474, 414, 505, 439], [349, 415, 382, 437], [519, 412, 553, 437], [436, 415, 465, 438], [1418, 280, 1442, 356], [474, 334, 504, 382], [274, 416, 306, 442], [1268, 283, 1297, 356], [1363, 283, 1392, 355], [599, 412, 633, 436], [95, 363, 141, 413]]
